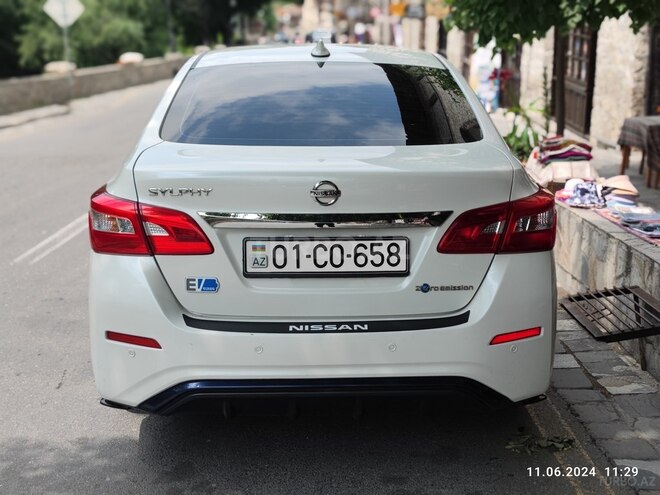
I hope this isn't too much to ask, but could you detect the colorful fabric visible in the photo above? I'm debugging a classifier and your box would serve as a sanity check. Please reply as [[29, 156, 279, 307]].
[[540, 139, 592, 153], [620, 212, 660, 225], [540, 152, 593, 164], [566, 181, 606, 209], [596, 209, 660, 246], [539, 138, 593, 164]]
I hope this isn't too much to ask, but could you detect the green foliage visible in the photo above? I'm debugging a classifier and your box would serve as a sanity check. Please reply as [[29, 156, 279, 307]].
[[504, 102, 541, 162], [16, 0, 170, 71], [16, 0, 61, 71], [260, 3, 278, 34], [445, 0, 660, 53], [78, 17, 146, 67], [7, 0, 271, 74], [172, 0, 271, 47], [542, 67, 551, 136], [506, 433, 575, 454], [0, 0, 29, 77]]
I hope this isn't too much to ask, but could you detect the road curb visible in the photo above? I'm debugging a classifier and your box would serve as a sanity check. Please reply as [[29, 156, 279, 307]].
[[0, 104, 70, 130]]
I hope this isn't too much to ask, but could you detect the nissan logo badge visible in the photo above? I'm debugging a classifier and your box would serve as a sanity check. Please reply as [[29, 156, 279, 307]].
[[310, 181, 341, 206]]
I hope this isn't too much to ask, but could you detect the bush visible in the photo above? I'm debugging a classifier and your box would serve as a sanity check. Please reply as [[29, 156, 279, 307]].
[[504, 104, 541, 162], [16, 0, 168, 72]]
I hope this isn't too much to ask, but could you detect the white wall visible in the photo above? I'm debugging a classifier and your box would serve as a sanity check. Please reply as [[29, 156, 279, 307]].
[[519, 29, 554, 111], [590, 15, 649, 146]]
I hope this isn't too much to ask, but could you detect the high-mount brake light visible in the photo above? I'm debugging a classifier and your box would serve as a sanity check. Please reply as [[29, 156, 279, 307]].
[[88, 186, 213, 255], [437, 188, 555, 254]]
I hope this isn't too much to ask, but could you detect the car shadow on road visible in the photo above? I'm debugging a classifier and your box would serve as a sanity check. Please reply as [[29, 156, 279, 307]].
[[0, 398, 565, 494], [134, 397, 541, 493]]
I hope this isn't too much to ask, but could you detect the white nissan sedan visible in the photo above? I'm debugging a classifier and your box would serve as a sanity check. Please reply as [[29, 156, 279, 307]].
[[89, 43, 556, 414]]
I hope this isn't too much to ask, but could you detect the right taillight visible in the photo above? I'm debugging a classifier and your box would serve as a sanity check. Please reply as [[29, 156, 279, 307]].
[[89, 186, 213, 255], [437, 188, 555, 254], [499, 188, 556, 253]]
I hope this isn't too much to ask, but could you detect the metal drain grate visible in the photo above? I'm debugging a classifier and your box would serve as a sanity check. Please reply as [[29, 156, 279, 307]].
[[560, 286, 660, 342]]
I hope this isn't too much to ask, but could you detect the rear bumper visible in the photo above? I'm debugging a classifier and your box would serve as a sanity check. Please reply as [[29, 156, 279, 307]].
[[102, 377, 546, 415], [90, 251, 556, 408]]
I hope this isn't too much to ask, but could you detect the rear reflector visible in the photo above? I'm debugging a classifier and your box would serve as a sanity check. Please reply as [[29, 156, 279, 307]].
[[489, 327, 542, 345], [89, 186, 213, 255], [106, 331, 162, 349], [437, 188, 556, 254]]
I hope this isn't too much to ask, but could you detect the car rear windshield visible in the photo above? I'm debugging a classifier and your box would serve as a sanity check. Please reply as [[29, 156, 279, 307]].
[[160, 61, 482, 146]]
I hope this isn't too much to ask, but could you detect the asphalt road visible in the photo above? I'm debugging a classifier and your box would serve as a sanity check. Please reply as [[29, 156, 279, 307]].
[[0, 81, 633, 495]]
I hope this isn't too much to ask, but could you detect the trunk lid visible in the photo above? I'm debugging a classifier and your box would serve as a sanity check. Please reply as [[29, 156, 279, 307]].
[[133, 141, 514, 319]]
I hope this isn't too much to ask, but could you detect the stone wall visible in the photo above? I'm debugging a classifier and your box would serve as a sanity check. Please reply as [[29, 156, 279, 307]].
[[0, 55, 188, 116], [518, 17, 651, 146], [519, 30, 554, 110], [424, 16, 439, 53], [445, 27, 465, 71], [554, 202, 660, 378], [590, 16, 650, 147]]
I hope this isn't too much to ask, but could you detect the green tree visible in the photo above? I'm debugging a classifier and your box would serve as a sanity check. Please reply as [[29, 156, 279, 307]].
[[445, 0, 660, 133], [16, 0, 170, 71], [8, 0, 273, 75], [446, 0, 658, 50], [172, 0, 272, 47], [0, 0, 29, 77]]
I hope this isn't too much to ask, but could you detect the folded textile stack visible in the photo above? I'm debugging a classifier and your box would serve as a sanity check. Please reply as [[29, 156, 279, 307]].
[[525, 135, 598, 187], [539, 136, 593, 163]]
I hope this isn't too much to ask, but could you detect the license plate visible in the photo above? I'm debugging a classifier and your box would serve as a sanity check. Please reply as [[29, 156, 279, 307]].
[[243, 237, 409, 277]]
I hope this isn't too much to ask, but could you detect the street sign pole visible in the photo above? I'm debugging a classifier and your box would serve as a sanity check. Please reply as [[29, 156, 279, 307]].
[[43, 0, 85, 102], [62, 24, 72, 89]]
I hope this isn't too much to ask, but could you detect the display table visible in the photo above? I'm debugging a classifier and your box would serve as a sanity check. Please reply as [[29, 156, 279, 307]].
[[618, 115, 660, 188]]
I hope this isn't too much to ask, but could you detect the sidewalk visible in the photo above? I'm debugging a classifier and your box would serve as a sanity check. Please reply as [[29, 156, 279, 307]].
[[554, 307, 660, 492], [490, 108, 660, 490]]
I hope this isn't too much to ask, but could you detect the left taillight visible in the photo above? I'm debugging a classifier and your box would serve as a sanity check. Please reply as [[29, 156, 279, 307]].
[[89, 187, 150, 255], [89, 186, 213, 255], [437, 188, 556, 254]]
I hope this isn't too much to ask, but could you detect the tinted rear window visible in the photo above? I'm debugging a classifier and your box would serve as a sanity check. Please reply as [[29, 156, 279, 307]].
[[161, 62, 482, 146]]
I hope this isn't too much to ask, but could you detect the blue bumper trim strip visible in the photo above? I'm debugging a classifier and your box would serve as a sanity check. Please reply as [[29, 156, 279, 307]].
[[136, 376, 509, 414]]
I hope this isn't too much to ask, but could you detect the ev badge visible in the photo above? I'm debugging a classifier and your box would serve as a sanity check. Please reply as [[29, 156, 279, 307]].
[[186, 277, 219, 293]]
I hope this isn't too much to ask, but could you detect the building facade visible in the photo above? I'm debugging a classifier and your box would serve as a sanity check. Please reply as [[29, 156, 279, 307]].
[[444, 14, 658, 147], [518, 15, 656, 147]]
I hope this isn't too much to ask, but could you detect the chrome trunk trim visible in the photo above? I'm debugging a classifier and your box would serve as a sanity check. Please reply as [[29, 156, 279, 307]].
[[198, 211, 452, 229]]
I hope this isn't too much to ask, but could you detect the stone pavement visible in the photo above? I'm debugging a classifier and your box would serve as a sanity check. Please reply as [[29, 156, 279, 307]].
[[554, 307, 660, 492], [488, 108, 660, 490]]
